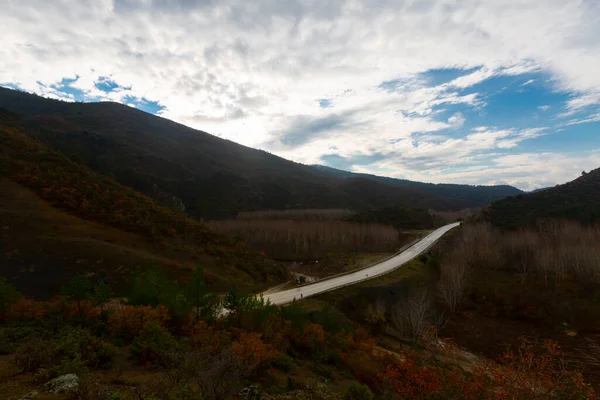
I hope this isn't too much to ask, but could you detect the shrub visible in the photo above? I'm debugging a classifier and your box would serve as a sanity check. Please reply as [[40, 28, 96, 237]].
[[184, 319, 228, 356], [13, 325, 116, 373], [345, 381, 374, 400], [14, 338, 53, 372], [108, 305, 169, 342], [6, 298, 48, 321], [272, 353, 294, 372], [131, 323, 177, 367], [232, 332, 279, 371]]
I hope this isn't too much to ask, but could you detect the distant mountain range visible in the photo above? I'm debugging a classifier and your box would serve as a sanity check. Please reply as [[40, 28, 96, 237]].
[[0, 87, 522, 219], [313, 165, 523, 207]]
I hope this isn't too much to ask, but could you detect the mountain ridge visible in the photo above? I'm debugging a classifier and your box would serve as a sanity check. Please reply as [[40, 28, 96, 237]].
[[0, 87, 520, 218]]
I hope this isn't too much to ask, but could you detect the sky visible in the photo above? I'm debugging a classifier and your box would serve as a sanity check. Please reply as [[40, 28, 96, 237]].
[[1, 0, 600, 191]]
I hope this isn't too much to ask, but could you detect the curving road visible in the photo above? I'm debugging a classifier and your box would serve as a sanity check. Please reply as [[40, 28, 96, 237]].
[[263, 222, 461, 306]]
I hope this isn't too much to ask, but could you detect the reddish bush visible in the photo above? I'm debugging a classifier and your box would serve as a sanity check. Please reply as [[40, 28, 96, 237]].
[[183, 319, 229, 356], [60, 300, 100, 320], [108, 305, 169, 341], [6, 298, 48, 321], [232, 331, 279, 371]]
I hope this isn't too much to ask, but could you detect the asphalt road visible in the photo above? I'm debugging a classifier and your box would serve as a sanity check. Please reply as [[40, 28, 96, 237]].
[[263, 222, 461, 306]]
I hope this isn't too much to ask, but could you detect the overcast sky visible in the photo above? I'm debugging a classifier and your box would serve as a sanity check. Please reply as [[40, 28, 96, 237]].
[[2, 0, 600, 190]]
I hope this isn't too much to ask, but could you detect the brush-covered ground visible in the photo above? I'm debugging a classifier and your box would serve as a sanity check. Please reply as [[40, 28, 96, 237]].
[[1, 267, 595, 400]]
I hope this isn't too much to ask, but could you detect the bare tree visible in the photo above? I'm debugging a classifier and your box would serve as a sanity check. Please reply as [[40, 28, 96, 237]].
[[392, 287, 432, 340], [437, 260, 467, 313]]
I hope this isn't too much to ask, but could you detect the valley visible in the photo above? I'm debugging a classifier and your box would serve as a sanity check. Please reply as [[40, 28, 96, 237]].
[[1, 87, 599, 399]]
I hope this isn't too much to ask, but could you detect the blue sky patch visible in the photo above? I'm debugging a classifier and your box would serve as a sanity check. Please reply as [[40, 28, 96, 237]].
[[95, 76, 124, 92], [122, 95, 166, 114], [317, 98, 332, 108]]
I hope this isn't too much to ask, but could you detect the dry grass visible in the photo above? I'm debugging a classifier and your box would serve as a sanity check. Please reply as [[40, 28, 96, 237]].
[[208, 219, 400, 260], [236, 208, 356, 221]]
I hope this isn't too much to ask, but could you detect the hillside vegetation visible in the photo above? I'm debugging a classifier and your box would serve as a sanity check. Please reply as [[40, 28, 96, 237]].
[[0, 87, 517, 219], [1, 269, 595, 399], [0, 114, 286, 295], [485, 168, 600, 229]]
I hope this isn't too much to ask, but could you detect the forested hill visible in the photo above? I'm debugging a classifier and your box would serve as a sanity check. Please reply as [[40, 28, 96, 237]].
[[1, 87, 513, 219], [485, 168, 600, 229]]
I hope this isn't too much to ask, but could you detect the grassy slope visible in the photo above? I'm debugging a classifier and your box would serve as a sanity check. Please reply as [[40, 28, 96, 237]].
[[485, 167, 600, 229], [1, 88, 476, 219], [0, 116, 286, 296]]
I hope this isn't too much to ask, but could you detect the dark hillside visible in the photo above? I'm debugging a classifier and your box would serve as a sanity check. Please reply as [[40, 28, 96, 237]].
[[0, 120, 286, 296], [1, 87, 497, 219], [485, 168, 600, 229]]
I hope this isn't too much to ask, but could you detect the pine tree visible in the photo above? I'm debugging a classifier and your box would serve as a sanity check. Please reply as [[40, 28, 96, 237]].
[[61, 275, 92, 318], [92, 281, 113, 316]]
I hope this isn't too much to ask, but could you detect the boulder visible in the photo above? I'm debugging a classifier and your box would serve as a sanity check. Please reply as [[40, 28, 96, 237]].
[[42, 373, 79, 394]]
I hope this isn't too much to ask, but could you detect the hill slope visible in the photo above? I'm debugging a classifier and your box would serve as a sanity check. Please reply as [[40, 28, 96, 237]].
[[313, 164, 523, 206], [485, 168, 600, 229], [1, 87, 500, 218], [0, 112, 286, 296]]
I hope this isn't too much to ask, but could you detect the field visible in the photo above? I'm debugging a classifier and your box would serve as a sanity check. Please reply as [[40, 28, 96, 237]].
[[208, 219, 401, 260]]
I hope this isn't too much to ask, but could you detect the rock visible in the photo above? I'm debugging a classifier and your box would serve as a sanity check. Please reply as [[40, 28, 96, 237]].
[[42, 373, 79, 394], [566, 330, 578, 337]]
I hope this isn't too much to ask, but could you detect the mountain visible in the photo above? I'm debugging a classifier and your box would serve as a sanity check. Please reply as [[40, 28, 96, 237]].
[[0, 111, 285, 296], [313, 165, 523, 206], [485, 169, 600, 229], [0, 88, 512, 219]]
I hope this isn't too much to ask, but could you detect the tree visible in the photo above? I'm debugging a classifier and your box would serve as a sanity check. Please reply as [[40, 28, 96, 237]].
[[0, 276, 22, 318], [437, 260, 467, 313], [129, 268, 178, 308], [185, 267, 209, 321], [61, 275, 92, 318], [92, 281, 113, 316]]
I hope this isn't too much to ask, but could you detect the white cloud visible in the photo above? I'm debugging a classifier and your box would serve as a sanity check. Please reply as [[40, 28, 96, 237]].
[[1, 0, 600, 189], [447, 112, 466, 127], [521, 79, 536, 86], [538, 105, 551, 111]]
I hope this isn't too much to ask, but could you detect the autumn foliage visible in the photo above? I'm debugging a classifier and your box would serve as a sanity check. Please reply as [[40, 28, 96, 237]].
[[232, 332, 279, 370], [108, 305, 170, 341]]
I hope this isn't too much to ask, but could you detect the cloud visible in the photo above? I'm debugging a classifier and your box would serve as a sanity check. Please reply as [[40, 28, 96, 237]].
[[447, 112, 465, 127], [2, 0, 600, 190], [521, 79, 536, 86]]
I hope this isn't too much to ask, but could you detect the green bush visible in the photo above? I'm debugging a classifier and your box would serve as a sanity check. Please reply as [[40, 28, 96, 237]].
[[0, 325, 38, 355], [344, 381, 374, 400], [131, 323, 176, 366], [272, 354, 294, 372], [13, 325, 116, 373], [14, 338, 53, 372]]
